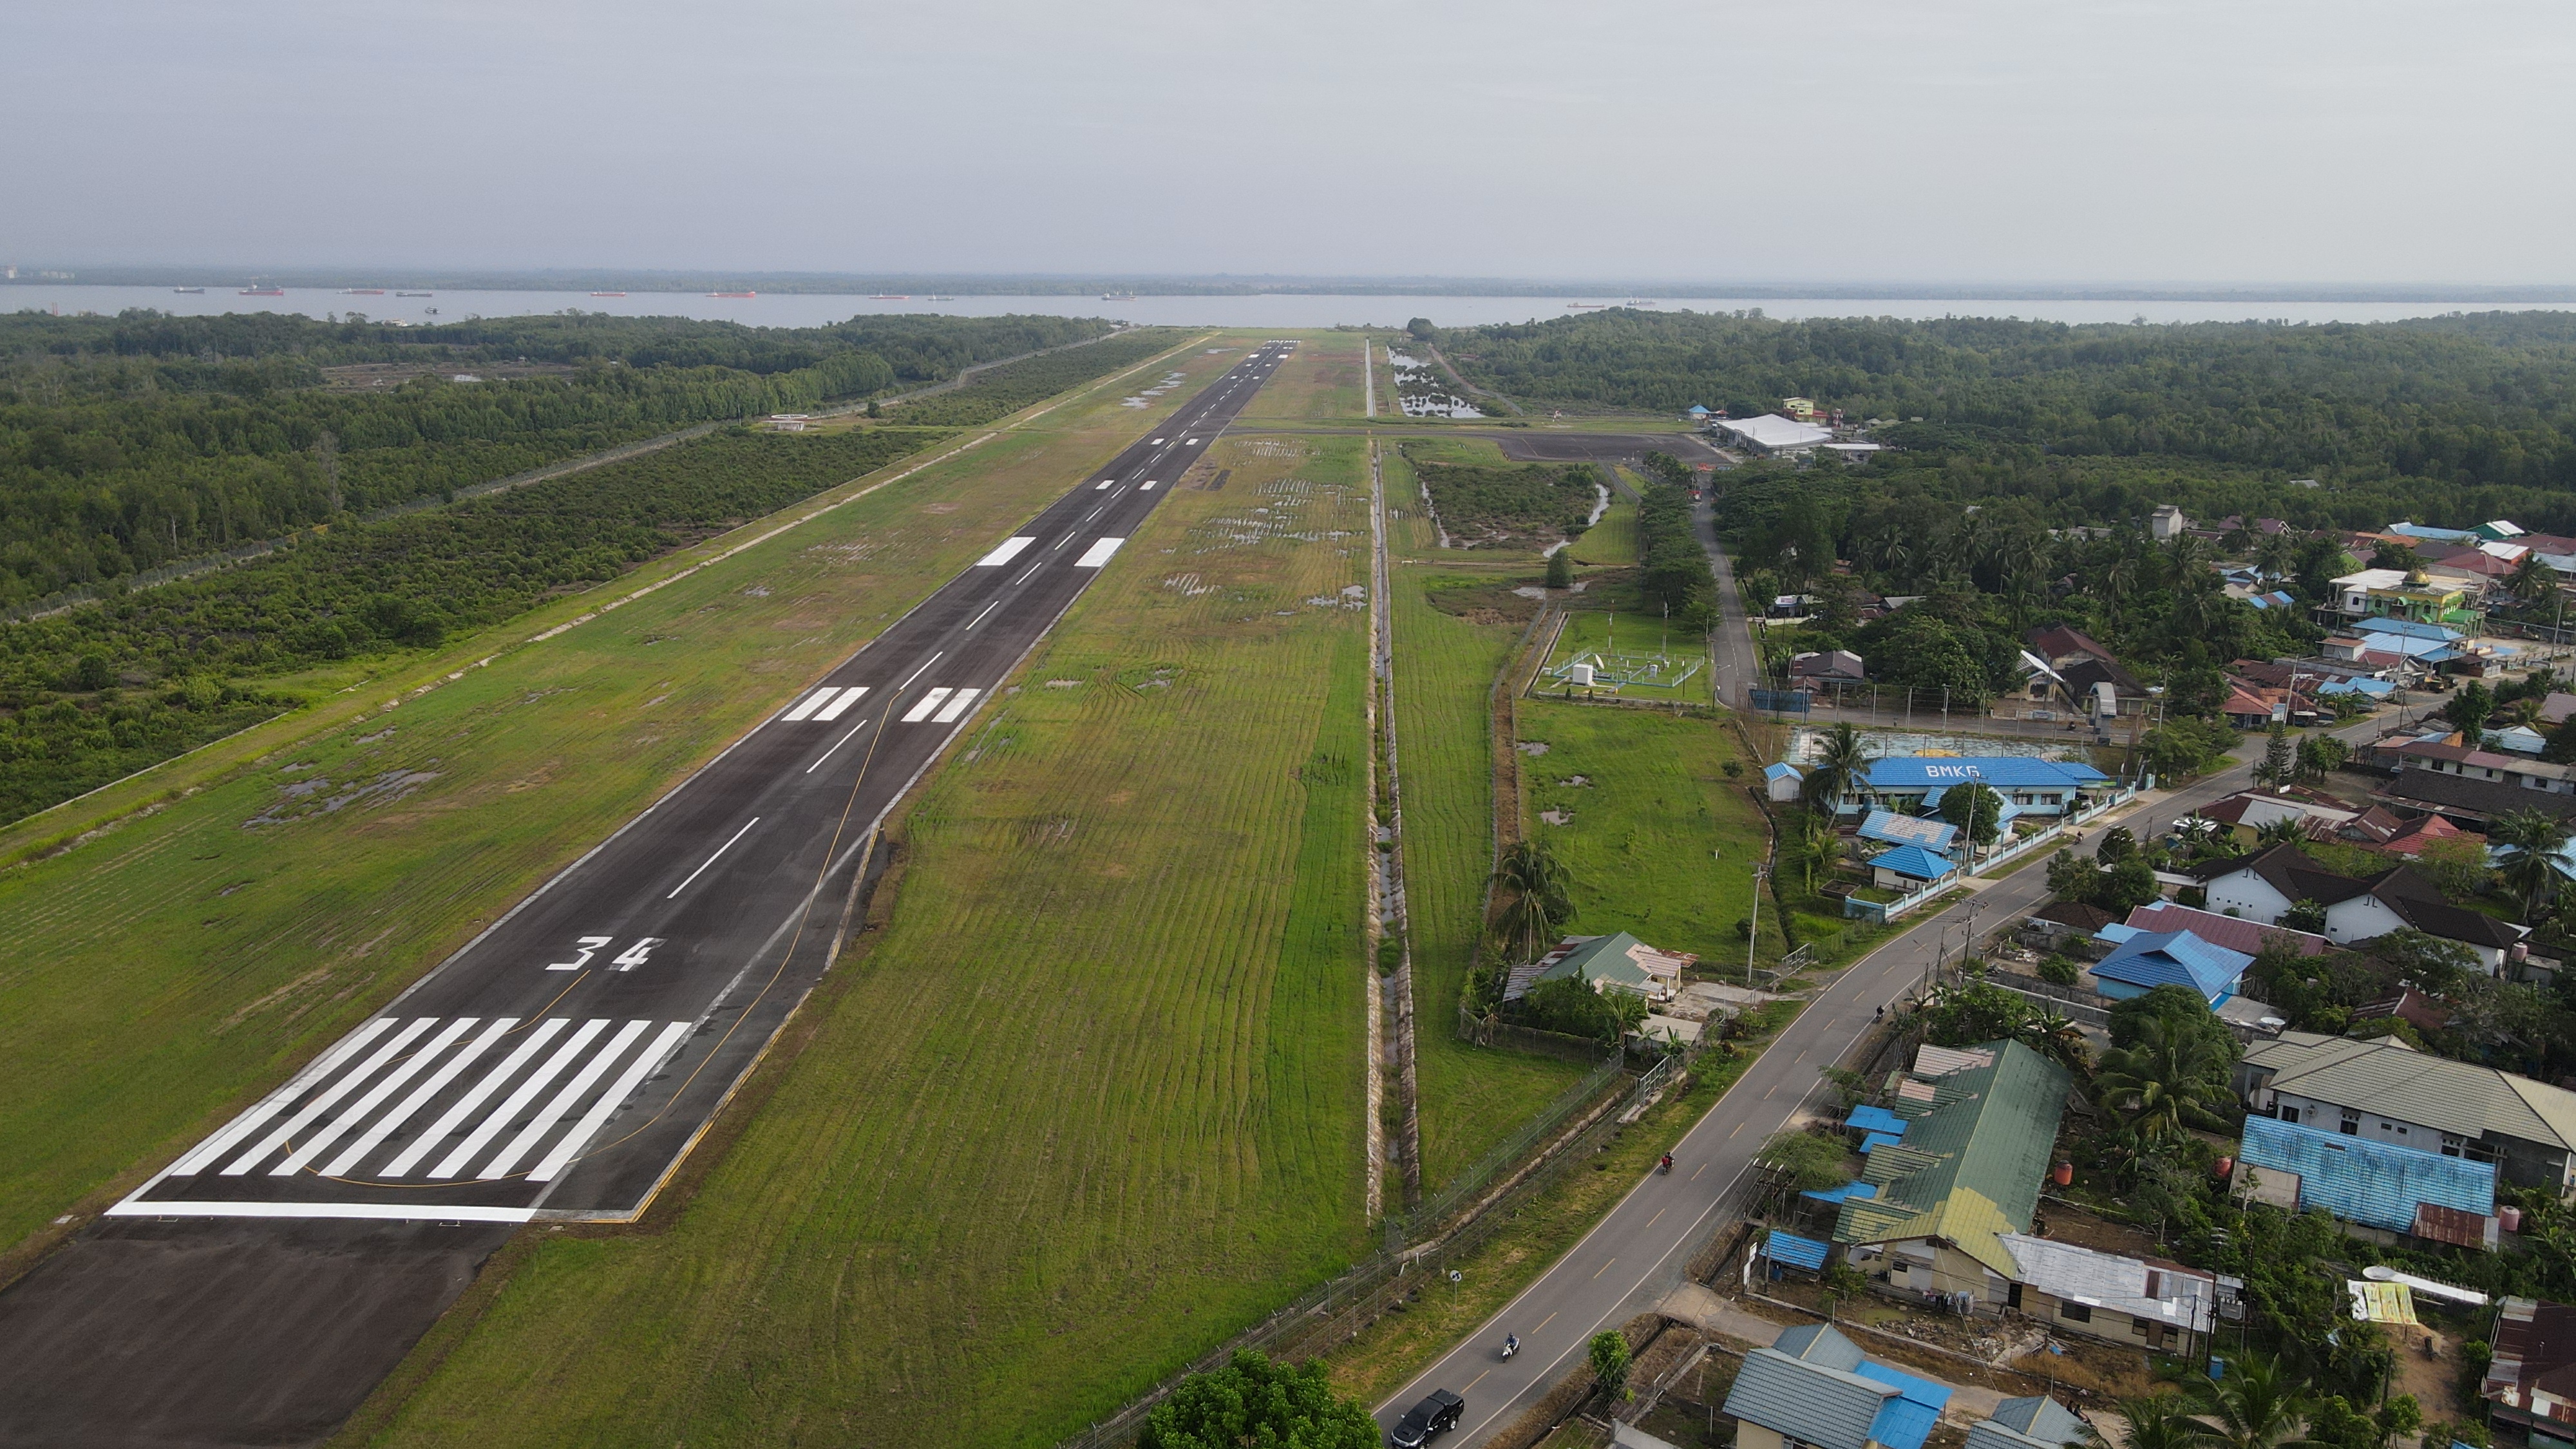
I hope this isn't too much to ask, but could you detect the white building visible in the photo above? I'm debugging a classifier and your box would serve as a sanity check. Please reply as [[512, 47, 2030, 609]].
[[1710, 413, 1835, 456]]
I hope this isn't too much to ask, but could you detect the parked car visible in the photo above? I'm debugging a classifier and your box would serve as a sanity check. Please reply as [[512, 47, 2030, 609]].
[[1388, 1388, 1464, 1448]]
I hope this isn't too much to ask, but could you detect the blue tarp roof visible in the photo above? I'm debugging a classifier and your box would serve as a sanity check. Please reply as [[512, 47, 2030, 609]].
[[2240, 1115, 2497, 1233], [1861, 757, 2111, 791], [1858, 809, 1959, 853], [1847, 1105, 1909, 1137], [2354, 616, 2463, 643], [1861, 1131, 1905, 1153], [1762, 1230, 1830, 1271], [2246, 589, 2299, 610], [2092, 929, 2253, 1003], [1854, 1361, 1953, 1449], [1871, 844, 1958, 881], [1802, 1179, 1880, 1204]]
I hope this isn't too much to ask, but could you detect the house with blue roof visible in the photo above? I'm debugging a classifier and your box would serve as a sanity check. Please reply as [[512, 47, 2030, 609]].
[[2237, 1113, 2499, 1245], [2088, 929, 2252, 1005], [1723, 1323, 1953, 1449], [2391, 522, 2485, 547], [1871, 845, 1959, 892], [1765, 761, 1806, 802], [1857, 810, 1960, 855], [2354, 616, 2465, 644], [1967, 1397, 2090, 1449], [1854, 757, 2110, 817]]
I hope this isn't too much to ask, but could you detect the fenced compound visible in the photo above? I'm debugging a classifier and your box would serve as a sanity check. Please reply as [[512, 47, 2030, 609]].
[[1546, 647, 1705, 694]]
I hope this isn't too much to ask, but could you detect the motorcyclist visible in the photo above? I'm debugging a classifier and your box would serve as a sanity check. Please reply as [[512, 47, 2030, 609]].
[[1504, 1333, 1520, 1358], [1659, 1152, 1674, 1174]]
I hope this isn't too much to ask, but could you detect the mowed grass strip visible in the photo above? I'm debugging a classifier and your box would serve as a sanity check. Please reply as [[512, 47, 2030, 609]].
[[1390, 564, 1587, 1191], [1568, 498, 1639, 566], [374, 439, 1376, 1448], [0, 341, 1254, 1262], [1239, 337, 1371, 420], [1519, 698, 1776, 965]]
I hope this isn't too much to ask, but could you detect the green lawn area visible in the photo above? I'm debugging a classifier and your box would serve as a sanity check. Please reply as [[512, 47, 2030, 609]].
[[373, 436, 1376, 1447], [1240, 334, 1375, 419], [1539, 607, 1712, 705], [0, 333, 1240, 1269], [1568, 498, 1638, 566], [1519, 699, 1779, 967]]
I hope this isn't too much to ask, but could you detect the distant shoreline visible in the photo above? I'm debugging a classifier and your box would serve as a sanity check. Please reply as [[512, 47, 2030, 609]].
[[8, 270, 2575, 305]]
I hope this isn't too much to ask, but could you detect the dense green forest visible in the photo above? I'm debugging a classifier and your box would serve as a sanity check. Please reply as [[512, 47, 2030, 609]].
[[0, 310, 1122, 604], [0, 321, 1179, 826], [1434, 309, 2576, 533]]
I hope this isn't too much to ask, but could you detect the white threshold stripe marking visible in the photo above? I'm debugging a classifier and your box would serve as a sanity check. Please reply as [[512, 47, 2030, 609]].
[[1074, 536, 1126, 569], [383, 1019, 569, 1176], [528, 1021, 694, 1182], [806, 719, 868, 774], [966, 600, 1001, 630], [319, 1018, 520, 1177], [812, 685, 867, 721], [430, 1019, 609, 1179], [902, 687, 954, 723], [1139, 480, 1158, 491], [975, 536, 1036, 567], [106, 1201, 538, 1224], [171, 1018, 399, 1176], [222, 1018, 439, 1175], [272, 1018, 480, 1176], [933, 688, 981, 723], [481, 1020, 651, 1179], [894, 652, 943, 692], [1095, 478, 1115, 490], [668, 817, 761, 899], [780, 686, 836, 722]]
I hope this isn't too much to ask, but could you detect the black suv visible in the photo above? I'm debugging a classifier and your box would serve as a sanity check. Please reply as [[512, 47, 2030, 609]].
[[1387, 1388, 1464, 1447]]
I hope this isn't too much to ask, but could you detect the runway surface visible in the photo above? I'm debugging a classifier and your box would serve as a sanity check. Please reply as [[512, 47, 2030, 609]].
[[0, 341, 1291, 1448]]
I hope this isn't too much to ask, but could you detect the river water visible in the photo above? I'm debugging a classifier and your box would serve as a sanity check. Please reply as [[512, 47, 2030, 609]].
[[8, 285, 2572, 331]]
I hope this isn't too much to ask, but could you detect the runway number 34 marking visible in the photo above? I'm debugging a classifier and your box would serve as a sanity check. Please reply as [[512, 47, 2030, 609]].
[[545, 935, 666, 972]]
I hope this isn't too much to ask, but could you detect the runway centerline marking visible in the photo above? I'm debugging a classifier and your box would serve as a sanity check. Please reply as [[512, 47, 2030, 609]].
[[1010, 562, 1045, 586], [1052, 530, 1077, 551], [965, 600, 1001, 630], [805, 719, 868, 774], [894, 652, 943, 692], [668, 817, 761, 899]]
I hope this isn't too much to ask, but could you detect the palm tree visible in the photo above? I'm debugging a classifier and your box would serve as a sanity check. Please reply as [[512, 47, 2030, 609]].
[[1491, 838, 1575, 963], [1801, 723, 1874, 817], [1789, 810, 1841, 895], [2188, 1356, 2316, 1449], [2096, 1394, 2213, 1449], [2508, 553, 2559, 608], [2253, 814, 2308, 848], [2491, 807, 2571, 923], [2092, 1015, 2235, 1140], [2014, 1007, 2091, 1072]]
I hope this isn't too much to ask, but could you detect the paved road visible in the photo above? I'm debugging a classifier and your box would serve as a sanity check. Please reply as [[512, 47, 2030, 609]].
[[1374, 527, 2407, 1444], [0, 343, 1294, 1449]]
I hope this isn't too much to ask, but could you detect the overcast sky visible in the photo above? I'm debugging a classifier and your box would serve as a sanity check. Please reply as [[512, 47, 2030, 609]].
[[9, 0, 2571, 285]]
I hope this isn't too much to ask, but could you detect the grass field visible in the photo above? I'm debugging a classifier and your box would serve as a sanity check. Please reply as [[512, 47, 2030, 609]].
[[1240, 336, 1374, 420], [371, 435, 1375, 1448], [1538, 607, 1711, 705], [1567, 499, 1638, 566], [0, 332, 1240, 1267], [1519, 699, 1780, 967]]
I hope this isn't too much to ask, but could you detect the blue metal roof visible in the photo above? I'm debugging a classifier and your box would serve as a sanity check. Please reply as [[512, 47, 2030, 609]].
[[2240, 1115, 2497, 1233], [1847, 1105, 1909, 1137], [2353, 616, 2463, 643], [2318, 678, 2398, 697], [2091, 929, 2252, 1003], [2246, 589, 2298, 610], [1802, 1179, 1880, 1204], [1861, 1131, 1905, 1153], [1765, 762, 1803, 782], [1854, 1361, 1953, 1449], [2389, 523, 2483, 545], [1762, 1230, 1831, 1271], [1871, 844, 1958, 882], [1858, 810, 1960, 853], [1862, 757, 2111, 791]]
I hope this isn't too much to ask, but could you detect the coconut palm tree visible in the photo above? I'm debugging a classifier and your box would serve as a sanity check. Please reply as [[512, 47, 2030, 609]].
[[2188, 1356, 2316, 1449], [2253, 814, 2309, 848], [2095, 1394, 2214, 1449], [2014, 1007, 2092, 1072], [1789, 810, 1842, 895], [1491, 838, 1575, 963], [2092, 1014, 2235, 1140], [1801, 723, 1875, 817], [2508, 552, 2559, 608], [2491, 807, 2572, 923]]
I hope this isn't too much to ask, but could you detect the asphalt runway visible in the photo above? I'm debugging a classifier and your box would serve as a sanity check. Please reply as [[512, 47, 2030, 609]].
[[0, 341, 1293, 1448]]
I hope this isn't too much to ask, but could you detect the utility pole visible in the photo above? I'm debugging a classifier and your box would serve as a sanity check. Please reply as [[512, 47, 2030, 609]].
[[1747, 864, 1768, 986]]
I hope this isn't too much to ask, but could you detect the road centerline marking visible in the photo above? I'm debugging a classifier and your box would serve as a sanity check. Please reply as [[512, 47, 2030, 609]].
[[668, 817, 761, 899]]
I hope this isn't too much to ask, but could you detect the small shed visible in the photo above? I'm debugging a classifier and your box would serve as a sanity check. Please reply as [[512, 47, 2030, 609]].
[[1765, 761, 1806, 802]]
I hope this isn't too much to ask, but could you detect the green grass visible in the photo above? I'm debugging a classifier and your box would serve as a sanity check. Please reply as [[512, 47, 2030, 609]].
[[1540, 607, 1710, 705], [1569, 499, 1639, 565], [0, 334, 1249, 1265], [373, 435, 1375, 1448], [1519, 699, 1779, 966], [1390, 563, 1587, 1190], [1240, 336, 1375, 420]]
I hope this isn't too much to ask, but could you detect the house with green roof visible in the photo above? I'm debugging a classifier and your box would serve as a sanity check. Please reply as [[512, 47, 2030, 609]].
[[1501, 932, 1694, 1005], [1834, 1040, 2072, 1306]]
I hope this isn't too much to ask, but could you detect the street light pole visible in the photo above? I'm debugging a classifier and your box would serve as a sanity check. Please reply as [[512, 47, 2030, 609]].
[[1747, 864, 1767, 987]]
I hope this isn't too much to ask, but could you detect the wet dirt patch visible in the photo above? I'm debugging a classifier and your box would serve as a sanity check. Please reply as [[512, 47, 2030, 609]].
[[245, 768, 442, 829], [1517, 741, 1551, 755]]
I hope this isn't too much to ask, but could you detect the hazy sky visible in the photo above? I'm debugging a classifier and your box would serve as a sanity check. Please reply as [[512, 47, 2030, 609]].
[[10, 0, 2571, 284]]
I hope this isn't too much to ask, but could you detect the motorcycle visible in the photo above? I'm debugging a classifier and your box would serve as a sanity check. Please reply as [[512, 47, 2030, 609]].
[[1658, 1153, 1674, 1175], [1501, 1335, 1519, 1360]]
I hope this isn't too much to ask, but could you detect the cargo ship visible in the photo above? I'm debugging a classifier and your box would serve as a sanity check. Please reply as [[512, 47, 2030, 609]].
[[342, 288, 385, 295], [171, 287, 205, 294], [1101, 292, 1138, 301], [867, 293, 907, 300], [589, 290, 627, 297], [240, 287, 284, 296], [708, 290, 757, 298], [397, 291, 433, 298], [925, 294, 954, 301]]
